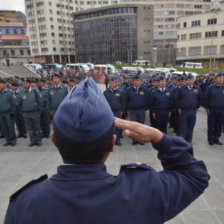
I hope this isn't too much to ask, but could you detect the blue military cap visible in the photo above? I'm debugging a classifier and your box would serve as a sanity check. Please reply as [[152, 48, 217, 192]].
[[11, 81, 19, 87], [54, 78, 114, 142], [215, 72, 223, 78], [186, 73, 194, 79], [132, 74, 141, 80], [158, 76, 165, 81], [178, 76, 185, 82], [109, 76, 117, 82], [171, 75, 177, 80]]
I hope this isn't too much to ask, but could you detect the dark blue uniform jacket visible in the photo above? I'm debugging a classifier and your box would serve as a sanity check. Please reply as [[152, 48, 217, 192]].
[[104, 88, 125, 112], [175, 85, 202, 110], [126, 86, 147, 110], [204, 84, 224, 109], [4, 135, 209, 224], [148, 88, 173, 112]]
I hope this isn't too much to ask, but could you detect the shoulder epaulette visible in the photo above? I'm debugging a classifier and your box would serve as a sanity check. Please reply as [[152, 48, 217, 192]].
[[10, 174, 48, 202], [121, 163, 150, 170]]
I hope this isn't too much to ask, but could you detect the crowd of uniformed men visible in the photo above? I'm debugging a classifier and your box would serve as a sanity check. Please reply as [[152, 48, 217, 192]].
[[0, 71, 223, 148]]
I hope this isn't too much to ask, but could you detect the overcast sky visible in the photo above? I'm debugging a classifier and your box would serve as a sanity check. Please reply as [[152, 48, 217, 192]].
[[1, 0, 25, 13]]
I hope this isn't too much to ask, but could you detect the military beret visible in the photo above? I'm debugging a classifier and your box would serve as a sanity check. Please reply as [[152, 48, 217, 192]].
[[186, 73, 194, 79], [11, 81, 19, 87], [53, 74, 60, 78], [109, 76, 116, 82], [75, 76, 82, 80], [215, 72, 223, 78], [69, 79, 75, 83], [54, 77, 114, 142]]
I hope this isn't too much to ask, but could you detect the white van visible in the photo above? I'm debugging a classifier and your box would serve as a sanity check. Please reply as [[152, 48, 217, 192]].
[[132, 60, 150, 66], [180, 62, 203, 69], [65, 63, 90, 73]]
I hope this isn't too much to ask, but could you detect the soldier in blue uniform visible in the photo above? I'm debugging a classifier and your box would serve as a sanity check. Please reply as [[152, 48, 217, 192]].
[[0, 79, 16, 146], [4, 77, 210, 224], [148, 76, 173, 134], [104, 76, 125, 146], [175, 74, 202, 145], [11, 82, 27, 138], [48, 75, 68, 117], [126, 74, 147, 145], [37, 79, 50, 138], [18, 79, 42, 147], [204, 72, 224, 145]]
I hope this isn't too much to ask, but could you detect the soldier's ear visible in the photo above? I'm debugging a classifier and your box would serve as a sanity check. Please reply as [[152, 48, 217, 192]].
[[51, 133, 56, 146]]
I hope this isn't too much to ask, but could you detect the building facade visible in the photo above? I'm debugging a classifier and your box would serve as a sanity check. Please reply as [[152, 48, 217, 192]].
[[73, 4, 154, 63], [0, 22, 31, 66], [176, 1, 224, 69], [119, 0, 211, 64], [25, 0, 119, 63]]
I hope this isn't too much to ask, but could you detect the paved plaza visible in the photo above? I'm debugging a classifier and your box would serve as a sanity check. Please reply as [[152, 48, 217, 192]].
[[0, 85, 224, 223]]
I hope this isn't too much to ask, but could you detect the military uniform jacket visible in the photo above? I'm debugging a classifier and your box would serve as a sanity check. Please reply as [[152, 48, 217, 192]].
[[204, 84, 224, 109], [18, 88, 41, 112], [175, 85, 202, 110], [0, 89, 14, 113], [148, 88, 173, 112], [126, 86, 147, 110], [104, 88, 125, 112], [48, 84, 68, 112], [4, 135, 210, 224]]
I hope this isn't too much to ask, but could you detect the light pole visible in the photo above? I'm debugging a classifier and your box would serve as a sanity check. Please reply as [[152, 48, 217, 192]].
[[153, 47, 157, 68]]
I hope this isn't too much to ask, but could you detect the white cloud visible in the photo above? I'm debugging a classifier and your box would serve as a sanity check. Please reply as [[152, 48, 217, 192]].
[[1, 0, 25, 13]]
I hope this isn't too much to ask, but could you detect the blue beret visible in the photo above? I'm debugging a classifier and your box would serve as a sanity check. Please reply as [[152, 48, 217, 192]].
[[54, 78, 114, 142], [109, 76, 117, 82], [178, 76, 185, 81], [186, 73, 193, 79], [215, 72, 223, 78]]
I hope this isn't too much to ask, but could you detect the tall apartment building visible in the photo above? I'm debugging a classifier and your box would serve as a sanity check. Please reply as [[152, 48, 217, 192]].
[[25, 0, 118, 63], [176, 1, 224, 69], [119, 0, 211, 64]]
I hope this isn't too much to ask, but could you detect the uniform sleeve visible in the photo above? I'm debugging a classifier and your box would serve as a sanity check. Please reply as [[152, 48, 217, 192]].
[[174, 88, 180, 109], [4, 201, 14, 224], [153, 134, 210, 222]]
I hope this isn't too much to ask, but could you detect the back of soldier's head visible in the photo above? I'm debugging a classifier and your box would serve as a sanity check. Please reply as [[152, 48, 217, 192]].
[[53, 78, 114, 164]]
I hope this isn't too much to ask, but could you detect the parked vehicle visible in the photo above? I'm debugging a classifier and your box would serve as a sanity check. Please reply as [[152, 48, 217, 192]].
[[65, 63, 90, 73], [132, 60, 150, 65], [180, 62, 203, 69]]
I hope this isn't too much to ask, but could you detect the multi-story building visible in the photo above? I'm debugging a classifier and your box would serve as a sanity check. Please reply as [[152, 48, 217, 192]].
[[25, 0, 119, 63], [73, 4, 154, 63], [0, 10, 26, 24], [119, 0, 211, 64], [176, 1, 224, 69], [0, 22, 31, 65]]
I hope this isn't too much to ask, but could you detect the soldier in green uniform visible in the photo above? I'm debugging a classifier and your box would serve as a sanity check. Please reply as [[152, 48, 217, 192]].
[[48, 75, 68, 117], [18, 79, 42, 146], [0, 79, 16, 146]]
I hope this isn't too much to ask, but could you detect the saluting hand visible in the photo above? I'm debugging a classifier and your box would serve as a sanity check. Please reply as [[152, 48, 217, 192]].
[[115, 118, 162, 145]]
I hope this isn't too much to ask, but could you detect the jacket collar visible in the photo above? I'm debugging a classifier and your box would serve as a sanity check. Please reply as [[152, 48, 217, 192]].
[[50, 164, 112, 181]]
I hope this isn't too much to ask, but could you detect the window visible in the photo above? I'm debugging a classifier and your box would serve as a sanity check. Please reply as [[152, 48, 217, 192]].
[[204, 45, 217, 55], [222, 30, 224, 36], [53, 47, 57, 52], [192, 20, 200, 27], [179, 48, 186, 57], [189, 47, 201, 56], [183, 22, 187, 28], [48, 1, 52, 6], [41, 48, 48, 52], [50, 17, 53, 22], [20, 50, 24, 56], [181, 34, 187, 40], [205, 31, 218, 38], [51, 25, 54, 29], [208, 18, 217, 25], [190, 33, 201, 39], [36, 1, 44, 7], [220, 45, 224, 54], [11, 50, 15, 56], [51, 33, 55, 37]]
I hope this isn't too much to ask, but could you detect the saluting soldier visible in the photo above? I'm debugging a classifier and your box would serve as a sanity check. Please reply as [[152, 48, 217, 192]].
[[0, 79, 16, 146], [18, 79, 42, 146], [175, 74, 202, 145], [204, 72, 224, 145], [48, 74, 68, 117]]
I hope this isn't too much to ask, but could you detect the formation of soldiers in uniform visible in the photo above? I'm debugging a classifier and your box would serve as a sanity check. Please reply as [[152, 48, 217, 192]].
[[0, 71, 223, 149]]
